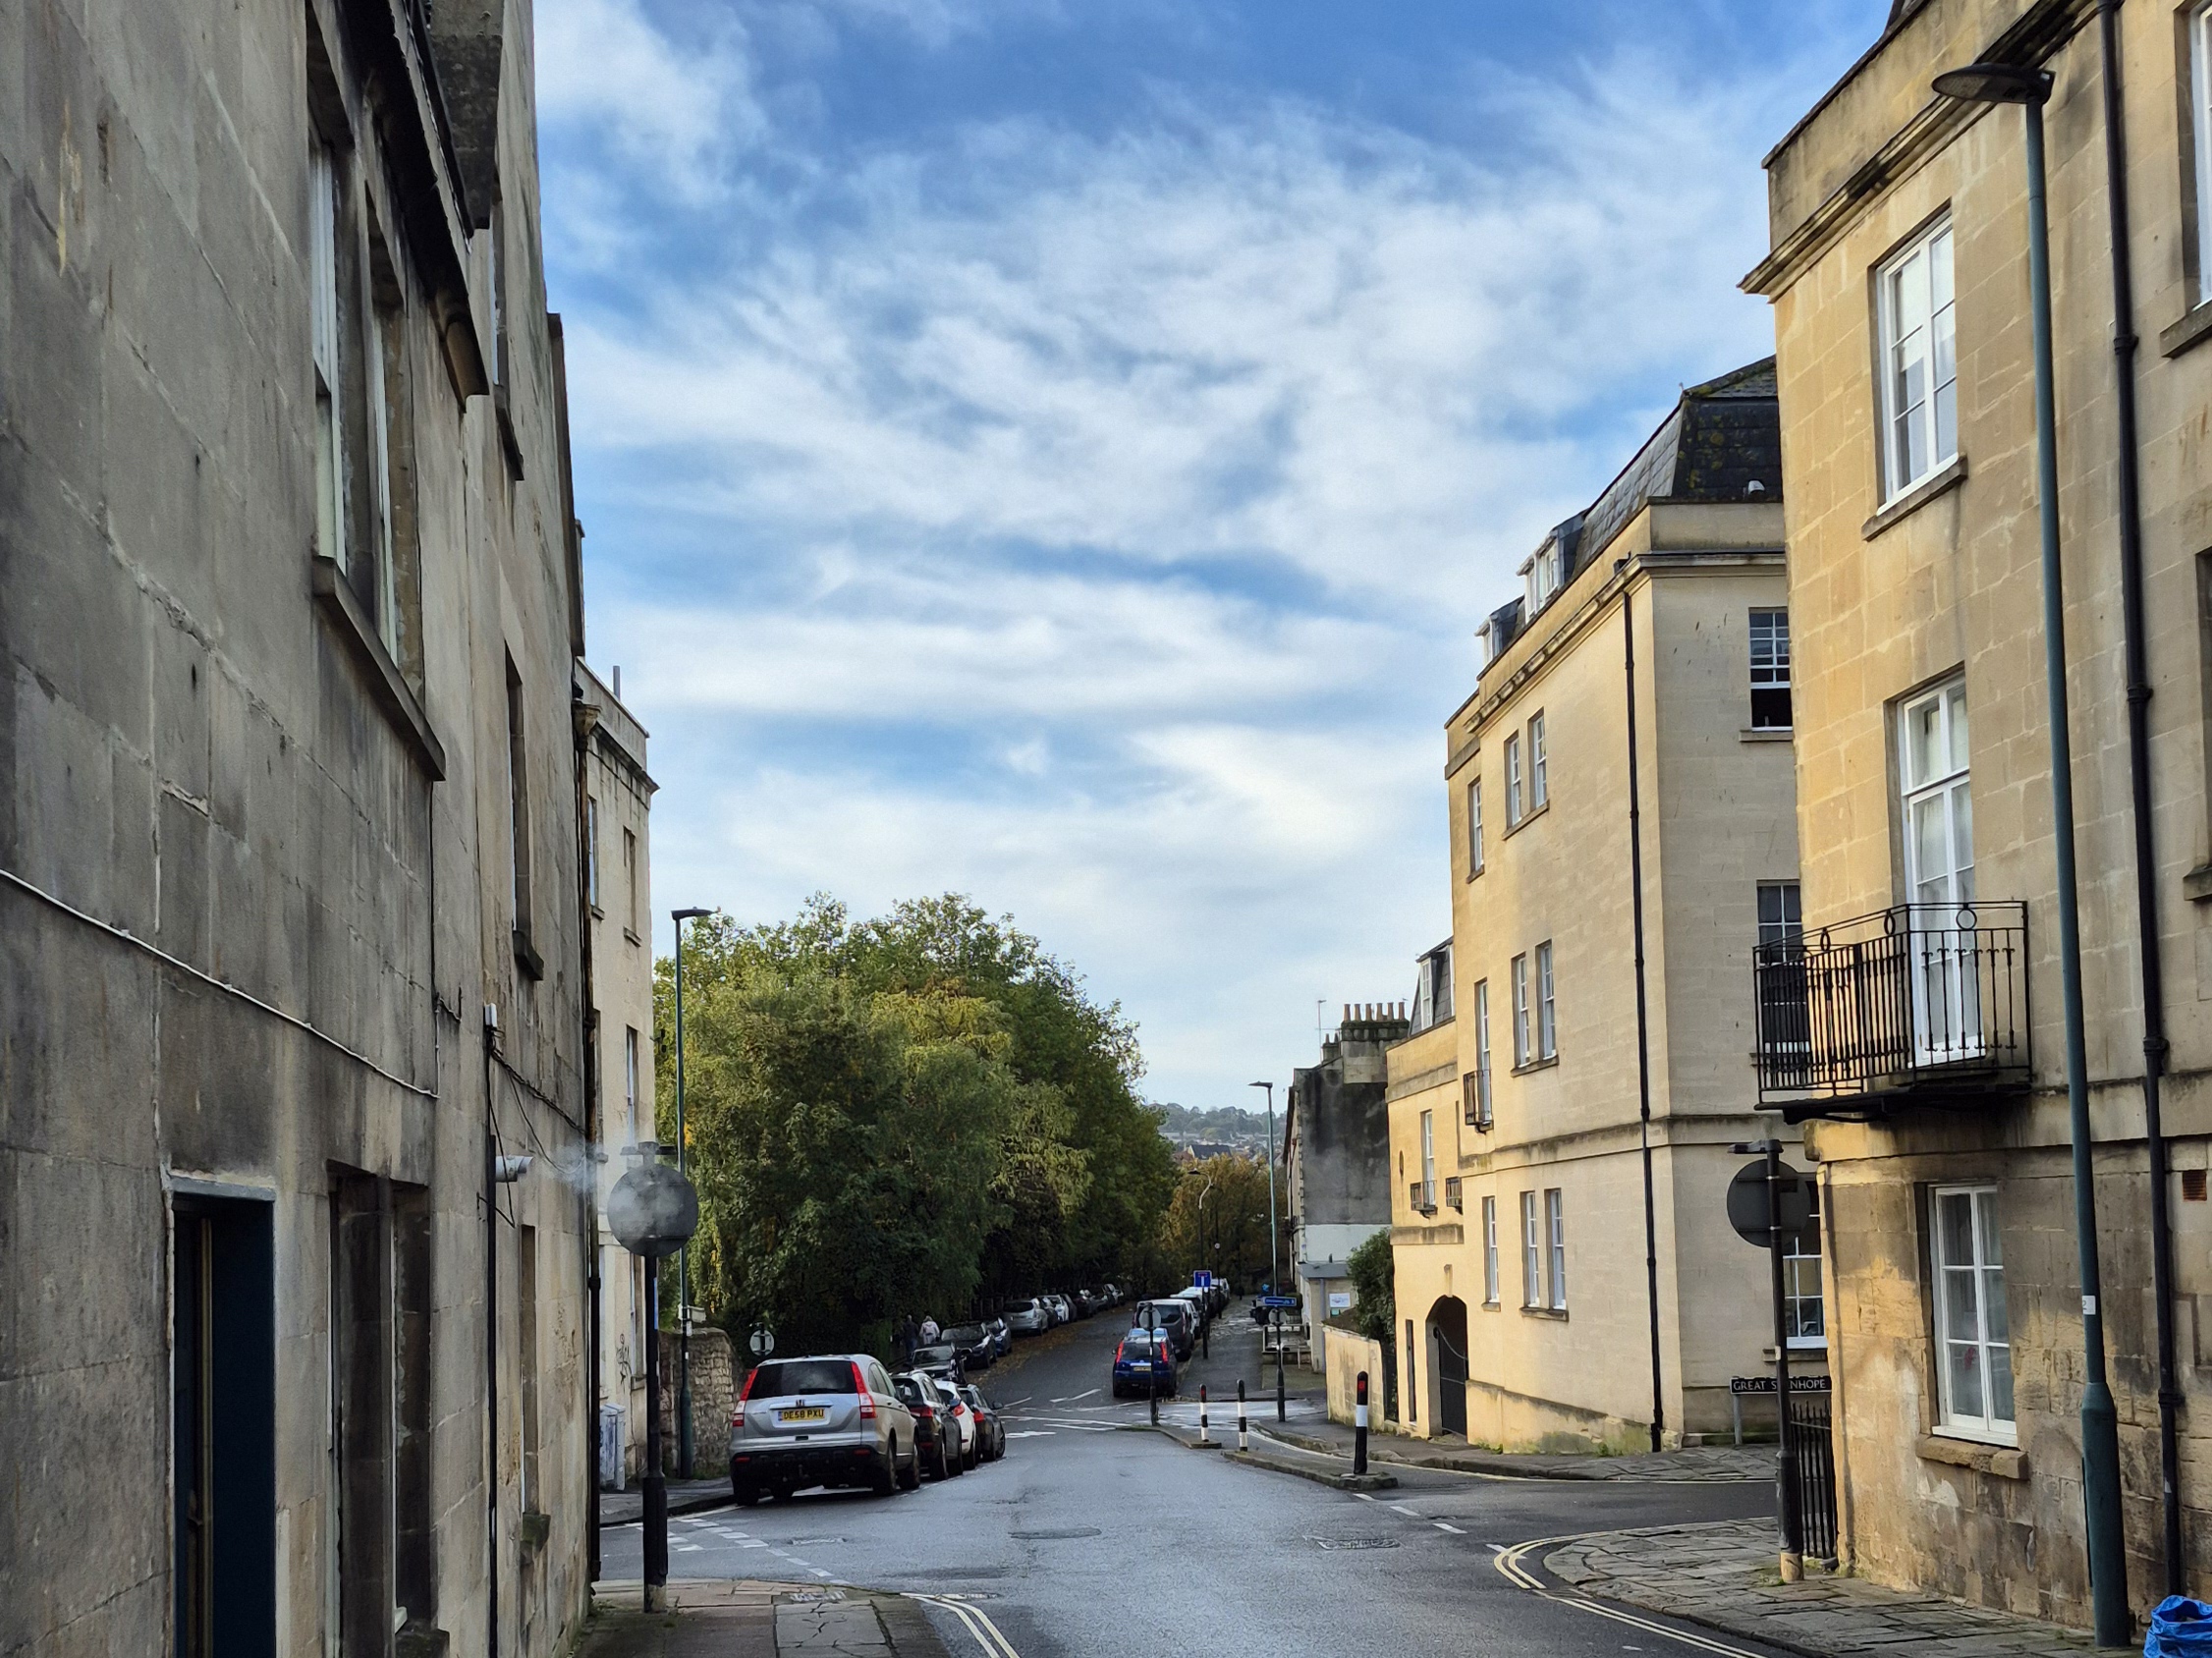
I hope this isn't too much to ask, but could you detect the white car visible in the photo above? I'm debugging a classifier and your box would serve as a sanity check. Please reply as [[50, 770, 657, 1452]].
[[1006, 1299, 1050, 1335]]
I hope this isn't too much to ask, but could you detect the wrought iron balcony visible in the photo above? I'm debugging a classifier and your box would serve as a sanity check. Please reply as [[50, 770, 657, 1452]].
[[1753, 902, 2030, 1119], [1410, 1180, 1437, 1215], [1443, 1176, 1464, 1212]]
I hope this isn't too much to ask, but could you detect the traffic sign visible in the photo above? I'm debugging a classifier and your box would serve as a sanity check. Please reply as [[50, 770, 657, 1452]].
[[1725, 1158, 1813, 1247], [748, 1328, 776, 1358], [1730, 1373, 1831, 1395], [1259, 1295, 1299, 1309], [1193, 1269, 1214, 1289], [607, 1150, 699, 1259]]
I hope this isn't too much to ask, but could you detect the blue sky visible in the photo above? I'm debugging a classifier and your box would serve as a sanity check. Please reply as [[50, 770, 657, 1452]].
[[538, 0, 1889, 1112]]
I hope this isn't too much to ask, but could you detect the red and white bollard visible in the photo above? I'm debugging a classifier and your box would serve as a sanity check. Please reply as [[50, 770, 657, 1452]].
[[1354, 1370, 1370, 1476]]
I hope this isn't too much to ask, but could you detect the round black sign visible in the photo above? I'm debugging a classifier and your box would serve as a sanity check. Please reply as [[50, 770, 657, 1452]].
[[1725, 1159, 1813, 1247], [607, 1161, 699, 1258]]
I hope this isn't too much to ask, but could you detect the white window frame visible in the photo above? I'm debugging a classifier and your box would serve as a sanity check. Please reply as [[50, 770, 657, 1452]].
[[1472, 981, 1492, 1126], [624, 1025, 640, 1129], [1467, 777, 1484, 875], [1534, 941, 1556, 1060], [1930, 1185, 2014, 1443], [1481, 1196, 1499, 1305], [1418, 1110, 1436, 1210], [1503, 734, 1523, 827], [624, 827, 640, 937], [1875, 216, 1958, 502], [2194, 2, 2212, 304], [1510, 955, 1530, 1067], [1545, 1188, 1566, 1309], [1749, 608, 1793, 731], [308, 136, 345, 571], [1899, 678, 1979, 1061], [1527, 711, 1548, 809], [1520, 1191, 1541, 1308], [586, 796, 602, 911]]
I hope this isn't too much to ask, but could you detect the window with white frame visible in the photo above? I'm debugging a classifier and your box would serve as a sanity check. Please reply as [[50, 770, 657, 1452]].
[[2193, 2, 2212, 303], [1511, 954, 1530, 1067], [1418, 1110, 1436, 1210], [1545, 1188, 1566, 1309], [1471, 981, 1492, 1127], [623, 827, 640, 938], [1749, 609, 1793, 730], [1534, 941, 1556, 1060], [309, 135, 346, 577], [1482, 1196, 1500, 1304], [1876, 217, 1958, 501], [624, 1025, 640, 1130], [1504, 734, 1523, 827], [1757, 881, 1802, 950], [1900, 678, 1979, 1058], [1931, 1186, 2013, 1440], [586, 796, 602, 911], [1467, 777, 1484, 875], [1785, 1180, 1825, 1349], [1528, 711, 1548, 809], [1520, 1191, 1541, 1308]]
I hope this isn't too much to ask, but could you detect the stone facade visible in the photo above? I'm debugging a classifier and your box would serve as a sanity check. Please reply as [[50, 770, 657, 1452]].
[[1, 2, 595, 1654], [579, 661, 658, 1485], [1748, 0, 2212, 1627], [1286, 1005, 1403, 1339], [1386, 365, 1813, 1453], [658, 1327, 736, 1476]]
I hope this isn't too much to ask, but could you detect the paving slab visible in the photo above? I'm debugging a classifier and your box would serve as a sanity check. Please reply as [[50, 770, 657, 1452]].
[[580, 1581, 953, 1658], [1543, 1518, 2104, 1658]]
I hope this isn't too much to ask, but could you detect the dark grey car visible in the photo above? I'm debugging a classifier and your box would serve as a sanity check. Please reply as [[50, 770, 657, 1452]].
[[729, 1354, 918, 1504]]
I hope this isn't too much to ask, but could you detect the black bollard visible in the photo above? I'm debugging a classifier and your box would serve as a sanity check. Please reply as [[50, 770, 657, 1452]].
[[1198, 1382, 1211, 1445], [1354, 1370, 1370, 1476], [1238, 1378, 1248, 1452]]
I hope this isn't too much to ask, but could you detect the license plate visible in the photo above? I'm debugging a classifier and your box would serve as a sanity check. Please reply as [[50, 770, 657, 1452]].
[[1128, 1361, 1151, 1371], [778, 1407, 827, 1423]]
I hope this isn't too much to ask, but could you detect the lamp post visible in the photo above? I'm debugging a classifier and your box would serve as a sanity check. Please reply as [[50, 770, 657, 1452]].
[[670, 906, 711, 1481], [1932, 60, 2128, 1647]]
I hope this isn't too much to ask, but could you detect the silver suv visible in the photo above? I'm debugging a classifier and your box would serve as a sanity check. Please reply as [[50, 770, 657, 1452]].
[[730, 1354, 918, 1504]]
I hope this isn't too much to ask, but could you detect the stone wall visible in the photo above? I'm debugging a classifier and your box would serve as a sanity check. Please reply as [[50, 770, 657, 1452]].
[[1326, 1331, 1387, 1427], [660, 1328, 735, 1473]]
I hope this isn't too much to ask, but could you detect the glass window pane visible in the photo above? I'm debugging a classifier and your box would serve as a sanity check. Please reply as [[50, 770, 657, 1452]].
[[1988, 1343, 2015, 1423], [1946, 1339, 1985, 1419], [1943, 1263, 1980, 1341], [1914, 798, 1951, 901], [1982, 1266, 2009, 1344], [1908, 699, 1942, 788], [1976, 1194, 2003, 1267], [1938, 1193, 1974, 1273], [1948, 685, 1969, 771]]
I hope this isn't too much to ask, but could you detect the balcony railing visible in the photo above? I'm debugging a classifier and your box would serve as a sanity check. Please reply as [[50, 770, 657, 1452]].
[[1462, 1064, 1493, 1131], [1410, 1180, 1437, 1215], [1753, 902, 2029, 1116], [1443, 1176, 1464, 1212]]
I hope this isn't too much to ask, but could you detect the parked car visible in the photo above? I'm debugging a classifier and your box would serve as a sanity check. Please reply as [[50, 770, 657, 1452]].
[[1006, 1299, 1050, 1336], [893, 1371, 958, 1481], [1100, 1281, 1122, 1306], [1111, 1328, 1178, 1398], [943, 1323, 996, 1372], [958, 1385, 1007, 1462], [1049, 1293, 1074, 1323], [931, 1376, 981, 1470], [1172, 1286, 1208, 1330], [1136, 1299, 1195, 1359], [730, 1354, 919, 1504], [912, 1337, 958, 1368]]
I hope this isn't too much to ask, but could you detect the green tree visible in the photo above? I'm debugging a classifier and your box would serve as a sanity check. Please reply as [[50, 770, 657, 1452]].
[[1345, 1227, 1397, 1345], [1155, 1154, 1285, 1293]]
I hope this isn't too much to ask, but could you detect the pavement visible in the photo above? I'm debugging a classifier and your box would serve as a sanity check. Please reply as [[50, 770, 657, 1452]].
[[576, 1579, 958, 1658], [1542, 1519, 2103, 1658], [603, 1477, 741, 1526], [1270, 1417, 1775, 1482], [595, 1298, 1796, 1658]]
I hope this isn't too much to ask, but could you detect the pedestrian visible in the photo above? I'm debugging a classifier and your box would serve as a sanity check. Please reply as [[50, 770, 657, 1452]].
[[896, 1314, 915, 1365], [919, 1313, 940, 1347]]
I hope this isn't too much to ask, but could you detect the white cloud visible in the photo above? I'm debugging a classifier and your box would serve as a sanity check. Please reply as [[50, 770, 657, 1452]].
[[535, 0, 762, 194]]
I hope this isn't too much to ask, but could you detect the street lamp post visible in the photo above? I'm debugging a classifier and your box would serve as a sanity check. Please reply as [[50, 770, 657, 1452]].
[[670, 906, 711, 1481], [1932, 61, 2128, 1647]]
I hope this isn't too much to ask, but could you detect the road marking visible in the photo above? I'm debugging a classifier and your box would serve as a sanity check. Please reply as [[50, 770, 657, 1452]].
[[914, 1593, 1023, 1658], [1391, 1504, 1421, 1517], [1434, 1521, 1465, 1534], [1051, 1389, 1100, 1403], [1352, 1492, 1376, 1503], [811, 1570, 833, 1579], [1493, 1536, 1773, 1658], [1004, 1430, 1056, 1439]]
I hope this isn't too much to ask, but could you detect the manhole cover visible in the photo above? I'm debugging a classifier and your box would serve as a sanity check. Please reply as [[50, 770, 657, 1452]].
[[1009, 1526, 1102, 1540], [1308, 1534, 1401, 1551]]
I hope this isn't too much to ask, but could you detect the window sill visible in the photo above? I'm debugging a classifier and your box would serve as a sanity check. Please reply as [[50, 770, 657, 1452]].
[[2183, 863, 2212, 904], [1861, 455, 1967, 540], [590, 904, 605, 920], [514, 926, 545, 981], [624, 926, 643, 947], [1521, 1305, 1569, 1321], [1466, 865, 1484, 882], [1480, 1299, 1501, 1311], [1511, 1054, 1559, 1078], [1740, 727, 1794, 744], [311, 555, 447, 781], [1502, 800, 1550, 841], [1917, 1432, 2024, 1478], [496, 385, 527, 480], [2160, 297, 2212, 359]]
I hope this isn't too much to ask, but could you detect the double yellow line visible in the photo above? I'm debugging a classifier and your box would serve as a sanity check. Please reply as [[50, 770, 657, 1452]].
[[912, 1592, 1023, 1658], [1492, 1535, 1773, 1658]]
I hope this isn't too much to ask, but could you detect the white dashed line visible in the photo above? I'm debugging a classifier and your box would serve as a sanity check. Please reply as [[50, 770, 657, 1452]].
[[1390, 1504, 1420, 1517], [1434, 1521, 1465, 1534]]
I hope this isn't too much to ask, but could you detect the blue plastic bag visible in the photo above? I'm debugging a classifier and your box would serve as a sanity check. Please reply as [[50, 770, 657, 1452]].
[[2145, 1596, 2212, 1658]]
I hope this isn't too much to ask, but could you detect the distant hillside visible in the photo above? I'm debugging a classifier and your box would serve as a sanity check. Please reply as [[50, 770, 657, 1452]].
[[1154, 1103, 1276, 1158]]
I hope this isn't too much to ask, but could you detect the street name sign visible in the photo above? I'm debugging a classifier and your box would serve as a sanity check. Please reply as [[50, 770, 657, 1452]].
[[1259, 1295, 1300, 1309], [1729, 1373, 1832, 1395]]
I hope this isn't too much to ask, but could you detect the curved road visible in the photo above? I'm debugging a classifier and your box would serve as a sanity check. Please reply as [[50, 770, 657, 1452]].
[[602, 1303, 1792, 1658]]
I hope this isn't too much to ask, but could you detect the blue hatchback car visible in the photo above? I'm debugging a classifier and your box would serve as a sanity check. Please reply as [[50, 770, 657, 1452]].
[[1111, 1329, 1178, 1398]]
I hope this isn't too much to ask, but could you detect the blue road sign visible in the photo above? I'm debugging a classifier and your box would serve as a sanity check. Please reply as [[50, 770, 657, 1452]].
[[1259, 1295, 1299, 1309], [1193, 1269, 1214, 1289]]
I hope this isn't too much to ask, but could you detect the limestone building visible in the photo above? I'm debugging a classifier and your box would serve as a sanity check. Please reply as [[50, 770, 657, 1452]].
[[1, 1, 598, 1653], [1387, 363, 1812, 1450], [1285, 1001, 1408, 1354], [1747, 0, 2212, 1626], [578, 663, 658, 1486]]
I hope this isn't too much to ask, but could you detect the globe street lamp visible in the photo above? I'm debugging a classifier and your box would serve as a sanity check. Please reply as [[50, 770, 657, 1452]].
[[670, 907, 712, 1480], [1931, 60, 2127, 1646]]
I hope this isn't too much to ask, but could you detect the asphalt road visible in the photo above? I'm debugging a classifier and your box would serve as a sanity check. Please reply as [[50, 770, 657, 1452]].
[[601, 1304, 1794, 1658]]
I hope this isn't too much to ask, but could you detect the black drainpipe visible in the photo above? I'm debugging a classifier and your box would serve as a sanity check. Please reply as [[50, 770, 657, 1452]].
[[2096, 0, 2183, 1592], [574, 691, 603, 1584], [1621, 566, 1666, 1454], [484, 1017, 502, 1658]]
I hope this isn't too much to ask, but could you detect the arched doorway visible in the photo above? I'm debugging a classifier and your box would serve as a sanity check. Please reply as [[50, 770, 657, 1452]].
[[1428, 1297, 1469, 1439]]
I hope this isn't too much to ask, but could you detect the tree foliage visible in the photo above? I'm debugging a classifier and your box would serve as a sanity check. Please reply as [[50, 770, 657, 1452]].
[[1154, 1154, 1287, 1294], [1345, 1227, 1397, 1345], [655, 895, 1177, 1354]]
